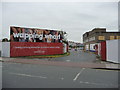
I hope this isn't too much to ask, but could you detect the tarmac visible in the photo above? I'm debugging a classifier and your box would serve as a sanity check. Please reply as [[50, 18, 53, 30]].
[[0, 57, 120, 70]]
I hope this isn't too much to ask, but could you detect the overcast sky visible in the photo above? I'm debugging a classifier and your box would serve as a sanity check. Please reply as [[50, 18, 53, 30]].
[[1, 2, 118, 42]]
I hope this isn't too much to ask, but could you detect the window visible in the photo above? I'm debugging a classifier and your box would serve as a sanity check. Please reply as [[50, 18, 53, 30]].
[[89, 37, 95, 42], [98, 36, 105, 40], [110, 36, 115, 40], [116, 36, 120, 39]]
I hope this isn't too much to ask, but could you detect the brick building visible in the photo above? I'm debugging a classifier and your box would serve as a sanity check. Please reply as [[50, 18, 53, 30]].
[[83, 28, 120, 51]]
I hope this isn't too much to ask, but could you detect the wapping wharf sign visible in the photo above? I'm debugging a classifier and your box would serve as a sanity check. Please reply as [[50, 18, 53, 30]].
[[13, 32, 61, 40], [10, 26, 63, 43], [10, 26, 64, 57]]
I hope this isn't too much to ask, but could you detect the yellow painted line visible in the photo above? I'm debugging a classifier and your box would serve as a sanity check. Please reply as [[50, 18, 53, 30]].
[[27, 52, 70, 58]]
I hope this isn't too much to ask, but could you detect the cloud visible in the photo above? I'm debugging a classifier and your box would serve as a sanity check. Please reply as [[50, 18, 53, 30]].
[[2, 2, 118, 42]]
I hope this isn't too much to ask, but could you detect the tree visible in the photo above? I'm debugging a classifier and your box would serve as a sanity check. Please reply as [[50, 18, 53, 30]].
[[2, 38, 9, 42], [62, 40, 68, 45]]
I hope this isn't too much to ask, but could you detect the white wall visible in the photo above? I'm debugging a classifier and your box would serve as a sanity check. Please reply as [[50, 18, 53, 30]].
[[0, 42, 2, 51], [98, 43, 101, 56], [0, 42, 2, 56], [90, 43, 96, 52], [63, 43, 67, 53], [2, 42, 10, 57], [118, 40, 120, 63], [85, 44, 89, 51], [106, 40, 119, 63]]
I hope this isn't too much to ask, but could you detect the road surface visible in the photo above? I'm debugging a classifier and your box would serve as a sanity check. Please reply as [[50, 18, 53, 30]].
[[47, 50, 97, 63], [2, 62, 118, 88], [2, 50, 119, 88]]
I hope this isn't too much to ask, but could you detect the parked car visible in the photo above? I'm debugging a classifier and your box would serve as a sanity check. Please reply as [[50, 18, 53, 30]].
[[75, 48, 77, 51]]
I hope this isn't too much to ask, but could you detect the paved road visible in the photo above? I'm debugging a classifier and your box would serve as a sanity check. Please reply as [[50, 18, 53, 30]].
[[47, 50, 97, 63], [2, 50, 119, 69], [2, 62, 119, 88], [2, 50, 120, 88]]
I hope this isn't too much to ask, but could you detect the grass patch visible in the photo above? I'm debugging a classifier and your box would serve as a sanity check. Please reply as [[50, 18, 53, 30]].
[[25, 52, 70, 58]]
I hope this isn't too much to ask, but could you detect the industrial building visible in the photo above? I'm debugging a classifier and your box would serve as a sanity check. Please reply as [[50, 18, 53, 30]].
[[83, 28, 120, 52], [68, 41, 84, 50]]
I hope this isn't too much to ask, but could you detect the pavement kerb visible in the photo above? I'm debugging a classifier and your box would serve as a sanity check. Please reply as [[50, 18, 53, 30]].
[[0, 60, 3, 62], [92, 68, 120, 71], [2, 59, 120, 70], [0, 57, 3, 62], [1, 54, 120, 70]]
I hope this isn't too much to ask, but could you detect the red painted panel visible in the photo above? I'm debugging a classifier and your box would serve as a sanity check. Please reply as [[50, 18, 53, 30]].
[[10, 42, 63, 57], [101, 41, 106, 61]]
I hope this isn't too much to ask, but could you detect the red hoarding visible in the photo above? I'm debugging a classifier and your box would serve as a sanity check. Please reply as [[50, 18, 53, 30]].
[[101, 41, 106, 61], [10, 42, 64, 57]]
